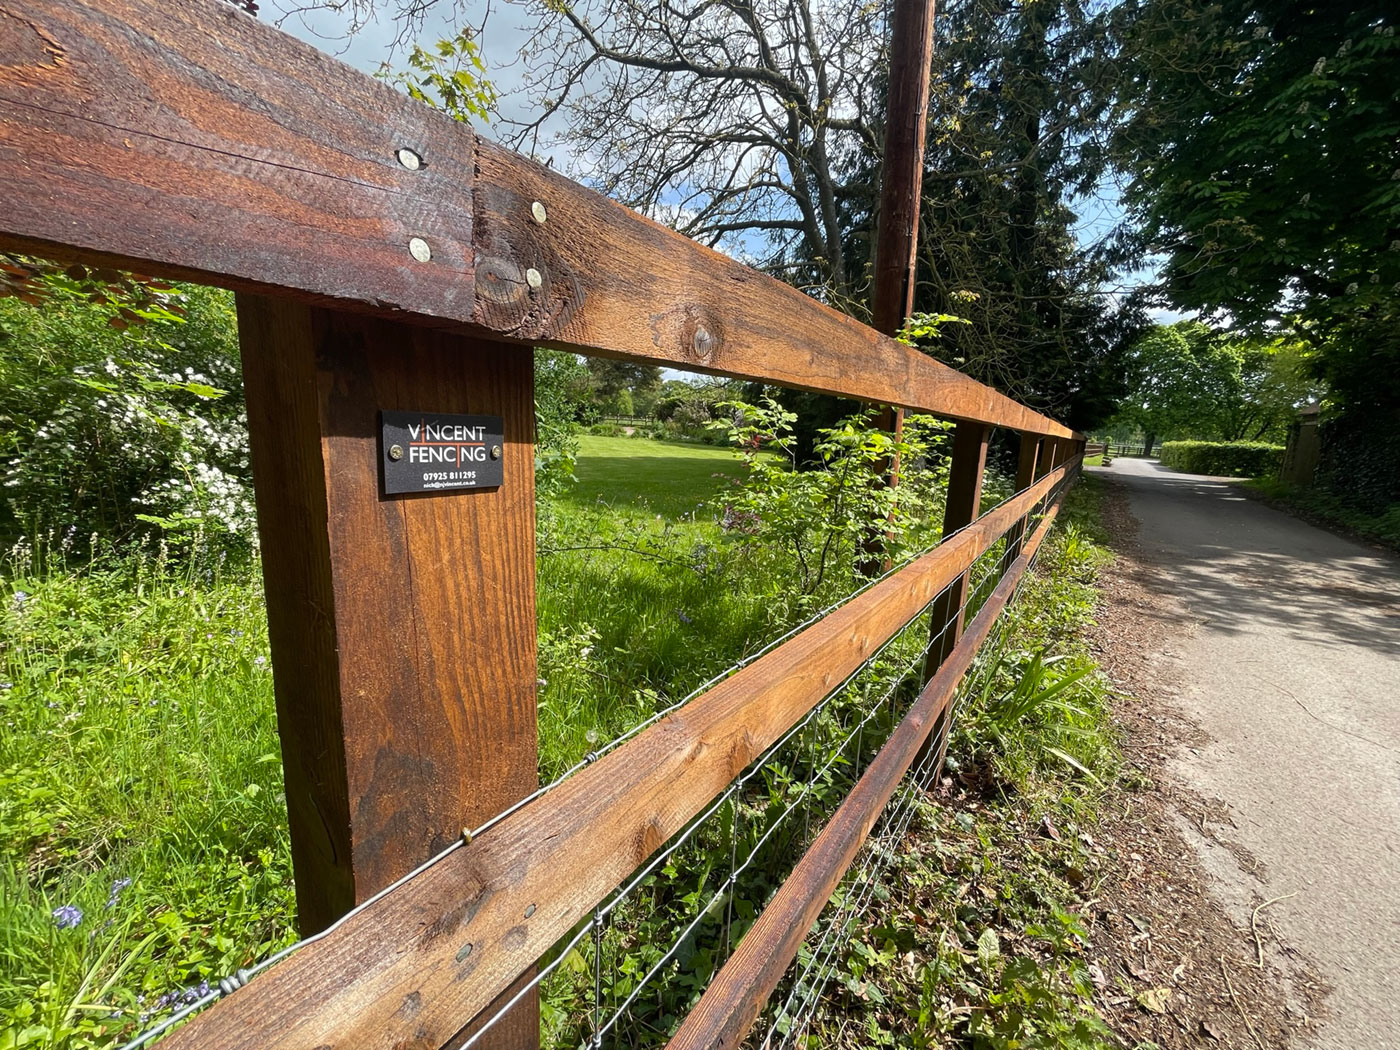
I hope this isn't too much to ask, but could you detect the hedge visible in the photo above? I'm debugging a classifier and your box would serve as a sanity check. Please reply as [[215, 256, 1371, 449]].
[[1158, 441, 1284, 477]]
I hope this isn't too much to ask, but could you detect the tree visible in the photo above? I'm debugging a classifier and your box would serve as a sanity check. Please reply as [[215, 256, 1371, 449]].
[[1112, 0, 1400, 332], [499, 0, 887, 304], [1109, 320, 1314, 448], [837, 0, 1142, 431]]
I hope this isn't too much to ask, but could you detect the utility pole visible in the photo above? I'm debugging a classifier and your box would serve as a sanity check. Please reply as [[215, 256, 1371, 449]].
[[860, 0, 938, 577]]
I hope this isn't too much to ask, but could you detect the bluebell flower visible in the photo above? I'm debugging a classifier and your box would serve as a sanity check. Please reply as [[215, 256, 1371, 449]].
[[52, 904, 83, 929], [677, 611, 693, 624], [11, 591, 29, 610], [106, 877, 132, 909]]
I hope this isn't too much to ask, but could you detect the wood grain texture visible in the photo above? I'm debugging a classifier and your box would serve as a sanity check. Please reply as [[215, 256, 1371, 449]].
[[236, 297, 538, 1046], [158, 463, 1071, 1050], [0, 0, 1075, 438], [665, 494, 1068, 1050]]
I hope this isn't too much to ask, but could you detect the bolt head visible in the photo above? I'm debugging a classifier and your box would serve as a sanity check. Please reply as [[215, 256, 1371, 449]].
[[388, 444, 405, 461], [490, 445, 502, 460], [408, 237, 432, 263], [531, 201, 548, 224], [525, 267, 543, 289], [396, 148, 422, 171]]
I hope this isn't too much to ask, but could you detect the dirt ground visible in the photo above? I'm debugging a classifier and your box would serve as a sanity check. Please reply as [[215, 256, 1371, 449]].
[[1077, 479, 1329, 1050]]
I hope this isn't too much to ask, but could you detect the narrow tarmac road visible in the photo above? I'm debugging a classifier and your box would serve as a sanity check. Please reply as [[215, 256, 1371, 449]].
[[1090, 457, 1400, 1050]]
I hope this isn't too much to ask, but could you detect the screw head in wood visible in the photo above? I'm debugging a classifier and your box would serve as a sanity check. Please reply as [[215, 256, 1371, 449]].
[[531, 201, 548, 224], [524, 903, 536, 919], [525, 267, 543, 289], [693, 326, 715, 357], [490, 445, 502, 460], [388, 444, 404, 461], [408, 237, 432, 263], [396, 148, 423, 170]]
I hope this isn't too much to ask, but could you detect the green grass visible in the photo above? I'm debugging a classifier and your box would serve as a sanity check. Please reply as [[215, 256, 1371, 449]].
[[1, 439, 1127, 1050], [567, 435, 749, 519]]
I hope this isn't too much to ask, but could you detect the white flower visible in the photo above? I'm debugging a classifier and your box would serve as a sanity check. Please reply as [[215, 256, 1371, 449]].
[[1252, 25, 1269, 39], [1370, 273, 1380, 283], [1312, 57, 1326, 75], [1228, 266, 1239, 277], [1345, 282, 1359, 294], [1277, 237, 1287, 247], [1296, 101, 1309, 114], [1336, 39, 1351, 57], [1300, 192, 1311, 204]]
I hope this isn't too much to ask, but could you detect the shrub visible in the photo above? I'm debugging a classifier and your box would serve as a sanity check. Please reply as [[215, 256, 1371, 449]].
[[587, 422, 626, 437], [1159, 440, 1283, 477]]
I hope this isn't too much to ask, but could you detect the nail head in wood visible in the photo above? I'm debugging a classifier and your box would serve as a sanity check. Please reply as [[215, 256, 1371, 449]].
[[408, 237, 432, 263], [531, 201, 547, 224], [388, 443, 404, 461], [395, 148, 423, 171], [525, 267, 543, 289]]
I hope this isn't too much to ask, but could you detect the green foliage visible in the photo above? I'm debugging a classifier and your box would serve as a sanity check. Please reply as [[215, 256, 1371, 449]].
[[533, 350, 589, 501], [708, 400, 951, 596], [839, 0, 1141, 432], [378, 30, 497, 123], [0, 274, 252, 553], [1114, 1, 1400, 332], [1110, 321, 1316, 445], [1159, 440, 1284, 477], [0, 542, 295, 1049]]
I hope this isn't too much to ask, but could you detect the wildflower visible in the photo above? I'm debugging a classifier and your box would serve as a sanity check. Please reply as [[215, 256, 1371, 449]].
[[1228, 266, 1239, 277], [584, 729, 600, 745], [1, 683, 13, 692], [1312, 57, 1326, 75], [106, 877, 132, 909], [253, 656, 267, 667], [1345, 282, 1359, 294], [677, 610, 693, 624], [12, 590, 29, 609], [52, 904, 83, 929], [1336, 39, 1351, 57], [1277, 237, 1287, 248]]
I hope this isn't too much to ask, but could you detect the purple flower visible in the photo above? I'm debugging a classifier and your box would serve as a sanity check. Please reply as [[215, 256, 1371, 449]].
[[677, 611, 692, 624], [52, 904, 83, 929], [106, 877, 132, 909]]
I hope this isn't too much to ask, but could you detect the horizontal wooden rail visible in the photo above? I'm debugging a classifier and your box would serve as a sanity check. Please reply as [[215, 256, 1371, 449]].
[[155, 462, 1071, 1050], [0, 0, 1075, 439], [667, 481, 1069, 1050]]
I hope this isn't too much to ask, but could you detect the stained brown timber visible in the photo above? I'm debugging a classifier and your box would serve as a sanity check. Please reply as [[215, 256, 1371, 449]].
[[151, 463, 1070, 1050], [665, 486, 1070, 1050], [0, 0, 1074, 439]]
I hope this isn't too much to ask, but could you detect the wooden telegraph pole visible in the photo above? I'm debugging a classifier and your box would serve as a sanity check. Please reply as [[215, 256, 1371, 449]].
[[860, 0, 939, 579]]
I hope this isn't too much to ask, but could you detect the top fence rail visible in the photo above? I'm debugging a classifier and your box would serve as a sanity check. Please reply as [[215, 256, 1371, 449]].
[[0, 0, 1075, 440]]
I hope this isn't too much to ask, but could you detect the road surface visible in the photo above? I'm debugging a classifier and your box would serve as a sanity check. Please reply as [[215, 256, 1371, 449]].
[[1090, 457, 1400, 1049]]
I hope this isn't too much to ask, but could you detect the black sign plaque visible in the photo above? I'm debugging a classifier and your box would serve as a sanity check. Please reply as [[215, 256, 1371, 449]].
[[380, 411, 505, 495]]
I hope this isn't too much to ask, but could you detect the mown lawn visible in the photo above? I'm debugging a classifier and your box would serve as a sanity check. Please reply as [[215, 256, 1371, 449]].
[[566, 435, 749, 519]]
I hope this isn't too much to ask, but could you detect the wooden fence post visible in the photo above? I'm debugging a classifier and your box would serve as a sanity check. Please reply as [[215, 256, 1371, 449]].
[[1005, 434, 1043, 563], [236, 296, 539, 1048], [923, 421, 991, 678]]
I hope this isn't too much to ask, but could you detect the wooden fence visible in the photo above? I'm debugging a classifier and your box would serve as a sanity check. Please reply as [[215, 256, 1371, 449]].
[[0, 2, 1084, 1048]]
